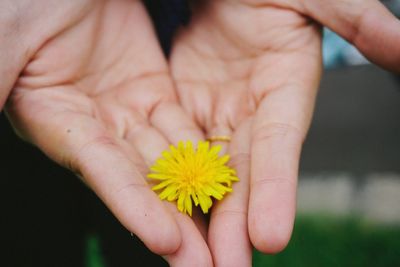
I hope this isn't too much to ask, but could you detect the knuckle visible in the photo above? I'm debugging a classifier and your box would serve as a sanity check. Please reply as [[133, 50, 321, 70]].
[[229, 152, 251, 169], [67, 134, 119, 173], [110, 182, 148, 199], [212, 209, 248, 219], [252, 122, 303, 144], [252, 175, 296, 187], [80, 135, 118, 155]]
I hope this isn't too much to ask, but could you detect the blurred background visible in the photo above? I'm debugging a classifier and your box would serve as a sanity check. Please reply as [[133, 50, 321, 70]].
[[259, 1, 400, 265], [1, 1, 400, 266]]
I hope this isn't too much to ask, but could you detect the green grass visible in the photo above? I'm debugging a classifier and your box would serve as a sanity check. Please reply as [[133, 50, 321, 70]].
[[86, 235, 106, 267], [86, 215, 400, 267], [253, 215, 400, 267]]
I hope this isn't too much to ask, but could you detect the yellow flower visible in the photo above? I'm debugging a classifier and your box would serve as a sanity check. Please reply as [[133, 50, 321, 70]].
[[148, 141, 239, 216]]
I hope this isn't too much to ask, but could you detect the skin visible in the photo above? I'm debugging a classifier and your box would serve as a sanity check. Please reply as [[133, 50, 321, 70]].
[[4, 0, 212, 265], [1, 0, 400, 266], [170, 0, 400, 266]]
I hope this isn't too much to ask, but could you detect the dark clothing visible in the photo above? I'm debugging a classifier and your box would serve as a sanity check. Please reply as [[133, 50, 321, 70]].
[[145, 0, 190, 55]]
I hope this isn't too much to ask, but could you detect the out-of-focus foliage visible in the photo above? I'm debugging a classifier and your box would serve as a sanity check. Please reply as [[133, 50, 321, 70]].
[[254, 215, 400, 267]]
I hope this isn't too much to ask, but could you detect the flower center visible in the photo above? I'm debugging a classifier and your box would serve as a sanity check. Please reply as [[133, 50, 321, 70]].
[[183, 165, 205, 188]]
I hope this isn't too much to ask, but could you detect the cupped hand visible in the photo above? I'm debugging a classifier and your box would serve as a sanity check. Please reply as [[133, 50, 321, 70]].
[[170, 0, 400, 266], [5, 1, 212, 265]]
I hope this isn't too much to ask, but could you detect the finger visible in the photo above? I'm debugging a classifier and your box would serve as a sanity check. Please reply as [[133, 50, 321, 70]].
[[12, 109, 182, 255], [164, 203, 213, 267], [303, 0, 400, 72], [249, 77, 320, 253], [207, 123, 233, 155], [150, 101, 205, 145], [125, 122, 170, 166], [135, 101, 209, 234], [124, 114, 212, 260], [208, 119, 252, 267]]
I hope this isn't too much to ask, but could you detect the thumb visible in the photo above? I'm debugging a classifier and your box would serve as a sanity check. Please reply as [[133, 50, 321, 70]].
[[5, 96, 182, 255], [303, 0, 400, 72]]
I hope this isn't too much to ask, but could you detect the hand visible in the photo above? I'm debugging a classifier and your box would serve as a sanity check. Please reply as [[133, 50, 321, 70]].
[[5, 1, 213, 265], [169, 0, 400, 266]]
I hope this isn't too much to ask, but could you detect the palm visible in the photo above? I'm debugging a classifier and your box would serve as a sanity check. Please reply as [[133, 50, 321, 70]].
[[172, 1, 321, 133], [10, 1, 176, 161], [170, 1, 322, 265], [6, 1, 210, 264]]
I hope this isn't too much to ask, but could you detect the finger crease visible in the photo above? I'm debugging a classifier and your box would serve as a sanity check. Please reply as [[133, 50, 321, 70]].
[[252, 176, 295, 187], [212, 209, 248, 218]]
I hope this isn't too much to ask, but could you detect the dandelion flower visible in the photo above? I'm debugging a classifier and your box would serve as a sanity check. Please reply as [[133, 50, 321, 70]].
[[148, 140, 239, 216]]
